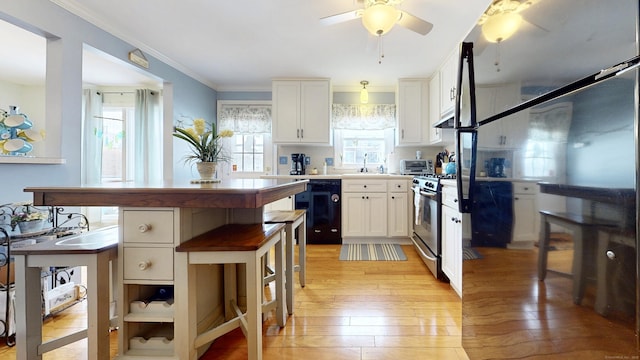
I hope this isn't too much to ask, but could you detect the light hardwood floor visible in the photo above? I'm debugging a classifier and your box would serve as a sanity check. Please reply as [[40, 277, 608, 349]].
[[0, 244, 467, 359]]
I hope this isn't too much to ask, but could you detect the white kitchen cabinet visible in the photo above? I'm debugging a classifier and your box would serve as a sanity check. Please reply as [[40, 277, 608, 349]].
[[476, 83, 529, 149], [441, 185, 462, 298], [387, 180, 410, 237], [342, 179, 388, 238], [272, 79, 331, 144], [428, 73, 454, 145], [509, 182, 538, 249], [396, 79, 429, 146], [439, 48, 459, 121]]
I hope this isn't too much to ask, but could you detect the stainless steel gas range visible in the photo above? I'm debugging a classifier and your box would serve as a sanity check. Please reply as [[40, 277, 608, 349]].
[[411, 175, 454, 282]]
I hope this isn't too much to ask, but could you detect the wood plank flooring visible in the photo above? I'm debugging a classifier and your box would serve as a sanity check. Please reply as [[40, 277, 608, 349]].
[[463, 246, 639, 359], [0, 244, 468, 360]]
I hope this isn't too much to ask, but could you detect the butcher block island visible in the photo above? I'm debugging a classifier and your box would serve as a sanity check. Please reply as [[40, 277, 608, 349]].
[[24, 179, 308, 360]]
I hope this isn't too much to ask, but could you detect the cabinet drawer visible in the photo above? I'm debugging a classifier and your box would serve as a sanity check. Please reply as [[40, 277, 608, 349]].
[[123, 210, 174, 244], [442, 186, 459, 209], [124, 247, 174, 281], [388, 180, 408, 192], [342, 180, 387, 193], [513, 182, 537, 195]]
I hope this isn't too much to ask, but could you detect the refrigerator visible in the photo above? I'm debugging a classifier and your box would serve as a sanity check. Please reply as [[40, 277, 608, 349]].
[[449, 0, 640, 357]]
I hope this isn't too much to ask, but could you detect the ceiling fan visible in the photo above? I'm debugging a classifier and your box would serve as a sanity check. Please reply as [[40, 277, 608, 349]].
[[320, 0, 434, 37]]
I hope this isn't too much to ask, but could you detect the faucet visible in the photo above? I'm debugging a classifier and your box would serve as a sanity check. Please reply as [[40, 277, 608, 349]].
[[360, 153, 368, 173]]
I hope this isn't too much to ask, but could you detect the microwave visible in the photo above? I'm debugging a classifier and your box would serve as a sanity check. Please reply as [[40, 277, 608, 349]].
[[400, 159, 433, 175]]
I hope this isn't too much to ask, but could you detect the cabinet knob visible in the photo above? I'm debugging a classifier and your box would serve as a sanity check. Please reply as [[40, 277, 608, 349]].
[[524, 187, 529, 191], [364, 185, 367, 188], [362, 196, 365, 199], [138, 261, 152, 271], [138, 224, 152, 233], [453, 199, 458, 203], [396, 184, 401, 188], [391, 196, 395, 199], [606, 250, 616, 260], [514, 197, 519, 200]]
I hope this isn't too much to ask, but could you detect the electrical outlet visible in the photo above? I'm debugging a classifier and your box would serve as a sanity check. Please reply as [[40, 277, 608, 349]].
[[305, 156, 311, 165], [279, 156, 288, 165], [325, 157, 334, 166]]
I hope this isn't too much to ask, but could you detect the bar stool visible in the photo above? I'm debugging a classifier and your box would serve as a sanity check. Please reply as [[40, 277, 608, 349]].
[[13, 226, 118, 360], [263, 209, 306, 315], [176, 223, 286, 360]]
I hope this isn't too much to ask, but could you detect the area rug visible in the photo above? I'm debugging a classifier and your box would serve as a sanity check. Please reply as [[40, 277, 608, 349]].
[[339, 244, 407, 261], [463, 247, 483, 260]]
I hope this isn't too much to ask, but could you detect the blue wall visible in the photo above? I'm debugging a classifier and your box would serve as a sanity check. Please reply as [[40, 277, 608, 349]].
[[0, 0, 218, 201]]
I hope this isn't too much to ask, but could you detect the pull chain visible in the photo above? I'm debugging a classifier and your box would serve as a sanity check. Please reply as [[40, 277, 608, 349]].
[[377, 34, 385, 64]]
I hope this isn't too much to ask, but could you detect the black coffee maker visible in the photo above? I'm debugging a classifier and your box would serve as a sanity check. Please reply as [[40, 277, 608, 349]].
[[290, 153, 306, 175], [487, 157, 506, 177]]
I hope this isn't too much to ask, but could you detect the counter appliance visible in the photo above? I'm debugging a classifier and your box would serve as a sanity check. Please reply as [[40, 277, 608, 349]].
[[295, 179, 341, 244], [400, 159, 433, 175]]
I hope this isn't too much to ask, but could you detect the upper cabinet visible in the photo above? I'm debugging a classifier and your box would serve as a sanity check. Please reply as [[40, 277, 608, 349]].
[[272, 79, 331, 144], [396, 79, 429, 146], [439, 47, 459, 121], [428, 73, 454, 145], [476, 83, 529, 149]]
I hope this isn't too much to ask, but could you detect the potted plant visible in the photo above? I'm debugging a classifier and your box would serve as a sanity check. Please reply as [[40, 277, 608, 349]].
[[10, 203, 48, 233], [173, 118, 234, 180]]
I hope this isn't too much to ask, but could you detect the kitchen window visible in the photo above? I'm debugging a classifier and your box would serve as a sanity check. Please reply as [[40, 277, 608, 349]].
[[218, 101, 272, 175], [332, 103, 396, 169]]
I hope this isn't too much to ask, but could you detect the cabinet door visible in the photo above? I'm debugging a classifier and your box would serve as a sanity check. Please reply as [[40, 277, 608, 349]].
[[428, 73, 443, 144], [442, 205, 462, 297], [440, 49, 458, 120], [387, 192, 409, 237], [367, 193, 388, 237], [342, 193, 366, 237], [397, 79, 425, 145], [511, 192, 538, 249], [272, 81, 301, 143], [300, 80, 330, 144]]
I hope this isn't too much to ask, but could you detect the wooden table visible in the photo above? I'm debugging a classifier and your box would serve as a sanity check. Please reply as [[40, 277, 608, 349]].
[[13, 226, 118, 360], [23, 179, 307, 360]]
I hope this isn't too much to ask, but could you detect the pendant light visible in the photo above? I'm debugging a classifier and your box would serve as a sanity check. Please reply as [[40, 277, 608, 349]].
[[360, 81, 369, 104]]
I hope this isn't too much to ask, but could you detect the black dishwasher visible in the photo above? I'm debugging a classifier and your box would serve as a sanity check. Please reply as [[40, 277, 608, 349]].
[[295, 179, 341, 244], [470, 181, 513, 247]]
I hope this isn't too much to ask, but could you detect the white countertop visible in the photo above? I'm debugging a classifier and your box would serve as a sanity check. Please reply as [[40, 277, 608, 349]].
[[261, 174, 414, 180]]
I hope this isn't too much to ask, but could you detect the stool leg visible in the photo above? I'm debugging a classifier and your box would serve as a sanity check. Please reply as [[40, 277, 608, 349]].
[[246, 256, 262, 360], [285, 224, 294, 315], [275, 230, 287, 326], [538, 216, 550, 281], [299, 217, 306, 288]]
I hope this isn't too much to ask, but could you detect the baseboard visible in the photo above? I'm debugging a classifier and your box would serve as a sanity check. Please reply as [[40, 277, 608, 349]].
[[342, 237, 412, 245]]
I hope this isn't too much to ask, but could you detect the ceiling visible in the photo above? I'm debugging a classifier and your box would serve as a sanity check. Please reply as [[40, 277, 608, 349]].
[[37, 0, 492, 91], [2, 0, 635, 94]]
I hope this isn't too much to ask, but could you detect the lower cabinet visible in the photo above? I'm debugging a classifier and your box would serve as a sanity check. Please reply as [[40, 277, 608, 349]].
[[342, 178, 411, 239], [342, 192, 388, 237], [510, 182, 539, 249], [441, 185, 462, 298]]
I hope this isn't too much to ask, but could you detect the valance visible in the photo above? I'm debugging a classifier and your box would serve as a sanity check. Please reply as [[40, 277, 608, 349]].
[[218, 104, 272, 134], [332, 104, 396, 130]]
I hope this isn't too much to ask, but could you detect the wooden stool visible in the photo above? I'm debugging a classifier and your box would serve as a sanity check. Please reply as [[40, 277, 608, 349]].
[[176, 223, 286, 360], [264, 209, 306, 315], [538, 210, 616, 304], [13, 226, 118, 360]]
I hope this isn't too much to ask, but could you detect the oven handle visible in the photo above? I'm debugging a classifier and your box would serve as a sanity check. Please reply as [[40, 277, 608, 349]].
[[412, 187, 437, 199], [410, 236, 438, 262]]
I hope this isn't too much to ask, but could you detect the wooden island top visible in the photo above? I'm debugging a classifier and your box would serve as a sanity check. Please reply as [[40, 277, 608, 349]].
[[24, 178, 308, 208]]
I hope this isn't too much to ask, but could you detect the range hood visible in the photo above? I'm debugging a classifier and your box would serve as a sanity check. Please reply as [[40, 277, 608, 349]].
[[433, 116, 455, 128]]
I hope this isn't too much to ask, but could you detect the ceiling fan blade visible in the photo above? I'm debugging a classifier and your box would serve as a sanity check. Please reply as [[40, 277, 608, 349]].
[[397, 11, 433, 35], [319, 9, 363, 26]]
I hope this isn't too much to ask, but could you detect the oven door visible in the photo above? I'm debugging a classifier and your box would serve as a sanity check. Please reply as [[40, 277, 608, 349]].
[[411, 187, 440, 278]]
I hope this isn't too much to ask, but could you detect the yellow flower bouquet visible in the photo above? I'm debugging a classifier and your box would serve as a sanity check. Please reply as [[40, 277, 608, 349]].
[[173, 118, 234, 164]]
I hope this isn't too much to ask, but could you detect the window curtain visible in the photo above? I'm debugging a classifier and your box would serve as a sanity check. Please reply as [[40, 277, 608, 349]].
[[218, 104, 272, 134], [82, 89, 103, 185], [528, 102, 573, 142], [134, 89, 163, 183], [332, 104, 396, 130]]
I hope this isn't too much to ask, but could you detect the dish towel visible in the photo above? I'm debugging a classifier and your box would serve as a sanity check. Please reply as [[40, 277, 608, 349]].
[[413, 188, 423, 226]]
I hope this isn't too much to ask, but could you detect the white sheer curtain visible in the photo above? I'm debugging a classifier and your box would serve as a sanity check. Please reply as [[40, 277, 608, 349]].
[[81, 89, 103, 185], [332, 104, 396, 130], [134, 89, 163, 183], [218, 104, 272, 133]]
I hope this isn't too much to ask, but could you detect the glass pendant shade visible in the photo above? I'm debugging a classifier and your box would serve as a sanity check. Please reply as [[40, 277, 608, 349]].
[[360, 81, 369, 104], [361, 3, 399, 35], [481, 12, 522, 43]]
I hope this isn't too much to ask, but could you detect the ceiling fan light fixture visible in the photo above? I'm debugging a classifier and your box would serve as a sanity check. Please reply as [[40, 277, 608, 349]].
[[481, 12, 522, 43], [360, 81, 369, 104], [361, 3, 399, 36]]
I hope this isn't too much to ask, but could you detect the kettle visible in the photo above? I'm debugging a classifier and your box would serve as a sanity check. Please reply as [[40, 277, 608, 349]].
[[444, 162, 456, 175]]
